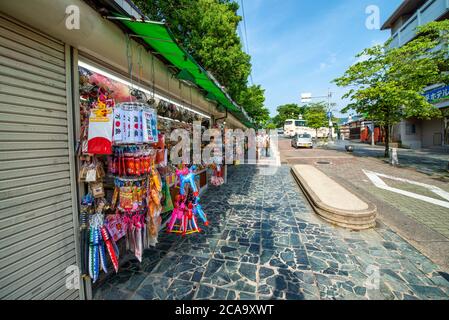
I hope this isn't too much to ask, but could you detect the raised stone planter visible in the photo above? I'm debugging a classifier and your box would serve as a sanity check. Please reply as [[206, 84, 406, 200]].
[[291, 165, 377, 230]]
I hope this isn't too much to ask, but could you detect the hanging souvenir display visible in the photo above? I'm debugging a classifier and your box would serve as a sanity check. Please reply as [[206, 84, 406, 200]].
[[79, 193, 93, 278], [113, 177, 147, 212], [109, 146, 155, 178], [147, 164, 163, 245], [79, 193, 119, 282], [105, 214, 126, 242], [113, 102, 158, 145], [142, 108, 158, 144], [101, 224, 119, 273], [78, 155, 117, 281], [78, 65, 223, 286], [210, 163, 225, 186], [161, 178, 174, 213], [87, 92, 115, 155]]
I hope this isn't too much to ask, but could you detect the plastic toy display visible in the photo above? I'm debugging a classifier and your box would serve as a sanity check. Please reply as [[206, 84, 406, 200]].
[[167, 166, 209, 236]]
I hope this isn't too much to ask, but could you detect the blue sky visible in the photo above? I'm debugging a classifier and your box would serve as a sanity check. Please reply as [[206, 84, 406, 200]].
[[237, 0, 403, 117]]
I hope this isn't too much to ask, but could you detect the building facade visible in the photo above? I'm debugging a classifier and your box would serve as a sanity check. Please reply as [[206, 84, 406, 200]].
[[381, 0, 449, 150]]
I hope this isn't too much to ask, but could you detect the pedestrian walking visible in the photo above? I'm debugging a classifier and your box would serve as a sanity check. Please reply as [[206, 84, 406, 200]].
[[256, 133, 264, 161], [264, 133, 270, 157]]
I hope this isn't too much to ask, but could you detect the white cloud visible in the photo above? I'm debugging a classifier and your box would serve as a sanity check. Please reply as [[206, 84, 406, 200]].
[[317, 53, 338, 72]]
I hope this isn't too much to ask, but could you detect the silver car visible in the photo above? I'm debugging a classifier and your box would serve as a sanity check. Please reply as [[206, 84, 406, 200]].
[[291, 133, 313, 149]]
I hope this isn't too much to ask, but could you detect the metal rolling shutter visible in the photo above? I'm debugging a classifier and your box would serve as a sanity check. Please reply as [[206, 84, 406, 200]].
[[0, 14, 80, 300]]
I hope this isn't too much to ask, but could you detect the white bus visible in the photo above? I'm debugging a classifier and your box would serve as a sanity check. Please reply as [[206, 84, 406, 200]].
[[284, 119, 334, 139], [284, 119, 306, 137]]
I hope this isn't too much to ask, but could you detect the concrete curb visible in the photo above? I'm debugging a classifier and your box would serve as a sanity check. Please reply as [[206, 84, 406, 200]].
[[291, 165, 377, 230]]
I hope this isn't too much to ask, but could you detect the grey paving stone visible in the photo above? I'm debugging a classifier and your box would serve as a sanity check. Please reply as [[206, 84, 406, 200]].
[[166, 279, 198, 300], [195, 284, 238, 300], [132, 275, 173, 300], [94, 165, 449, 300], [202, 259, 258, 293]]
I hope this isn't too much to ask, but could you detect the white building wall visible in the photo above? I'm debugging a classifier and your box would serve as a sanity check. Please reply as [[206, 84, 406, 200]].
[[398, 119, 423, 149], [422, 118, 444, 148]]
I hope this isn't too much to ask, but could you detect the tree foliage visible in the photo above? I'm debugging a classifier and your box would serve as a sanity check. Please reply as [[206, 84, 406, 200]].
[[265, 123, 277, 130], [304, 102, 328, 136], [271, 104, 306, 128], [237, 85, 270, 126], [333, 20, 449, 157], [134, 0, 270, 125]]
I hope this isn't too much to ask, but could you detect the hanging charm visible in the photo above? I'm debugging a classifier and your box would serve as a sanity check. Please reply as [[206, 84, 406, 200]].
[[101, 226, 119, 273]]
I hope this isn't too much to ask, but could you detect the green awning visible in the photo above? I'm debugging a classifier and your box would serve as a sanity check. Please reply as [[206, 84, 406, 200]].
[[116, 16, 253, 127], [216, 104, 226, 113], [176, 69, 196, 85], [205, 92, 218, 103]]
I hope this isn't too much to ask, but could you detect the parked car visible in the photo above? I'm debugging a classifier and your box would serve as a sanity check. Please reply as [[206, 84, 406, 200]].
[[291, 133, 313, 149]]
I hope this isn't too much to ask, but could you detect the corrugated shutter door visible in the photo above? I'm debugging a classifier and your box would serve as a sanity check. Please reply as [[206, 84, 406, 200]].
[[0, 14, 79, 300]]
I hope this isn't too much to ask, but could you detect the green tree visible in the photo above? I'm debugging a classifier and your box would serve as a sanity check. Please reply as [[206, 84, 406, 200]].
[[237, 85, 270, 127], [265, 123, 277, 130], [334, 20, 449, 157], [134, 0, 270, 126], [135, 0, 247, 98], [272, 104, 305, 128], [304, 102, 328, 138]]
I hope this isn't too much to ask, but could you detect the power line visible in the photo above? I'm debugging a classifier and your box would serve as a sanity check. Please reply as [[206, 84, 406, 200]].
[[237, 9, 251, 84], [238, 20, 245, 50], [240, 0, 250, 55], [240, 0, 254, 85]]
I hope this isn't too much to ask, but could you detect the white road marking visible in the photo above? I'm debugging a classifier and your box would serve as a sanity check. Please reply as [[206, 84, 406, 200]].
[[363, 170, 449, 209], [370, 171, 449, 201]]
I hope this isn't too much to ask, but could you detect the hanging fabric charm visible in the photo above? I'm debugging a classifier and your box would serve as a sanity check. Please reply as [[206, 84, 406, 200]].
[[87, 99, 113, 155]]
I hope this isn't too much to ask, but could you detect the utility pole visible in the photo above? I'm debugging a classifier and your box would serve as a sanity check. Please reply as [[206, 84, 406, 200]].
[[301, 90, 335, 141], [327, 89, 333, 141]]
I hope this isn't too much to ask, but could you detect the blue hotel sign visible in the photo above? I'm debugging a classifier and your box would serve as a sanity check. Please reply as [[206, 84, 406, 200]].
[[424, 85, 449, 104]]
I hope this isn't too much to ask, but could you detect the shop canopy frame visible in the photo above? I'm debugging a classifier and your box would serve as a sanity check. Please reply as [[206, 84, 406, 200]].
[[107, 15, 254, 128]]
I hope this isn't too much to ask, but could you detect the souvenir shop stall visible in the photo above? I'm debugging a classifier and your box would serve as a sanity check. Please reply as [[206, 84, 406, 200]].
[[76, 63, 221, 285], [0, 0, 253, 301]]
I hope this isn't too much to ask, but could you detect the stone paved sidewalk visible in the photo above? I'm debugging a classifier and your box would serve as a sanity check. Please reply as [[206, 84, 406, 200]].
[[94, 165, 449, 300]]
